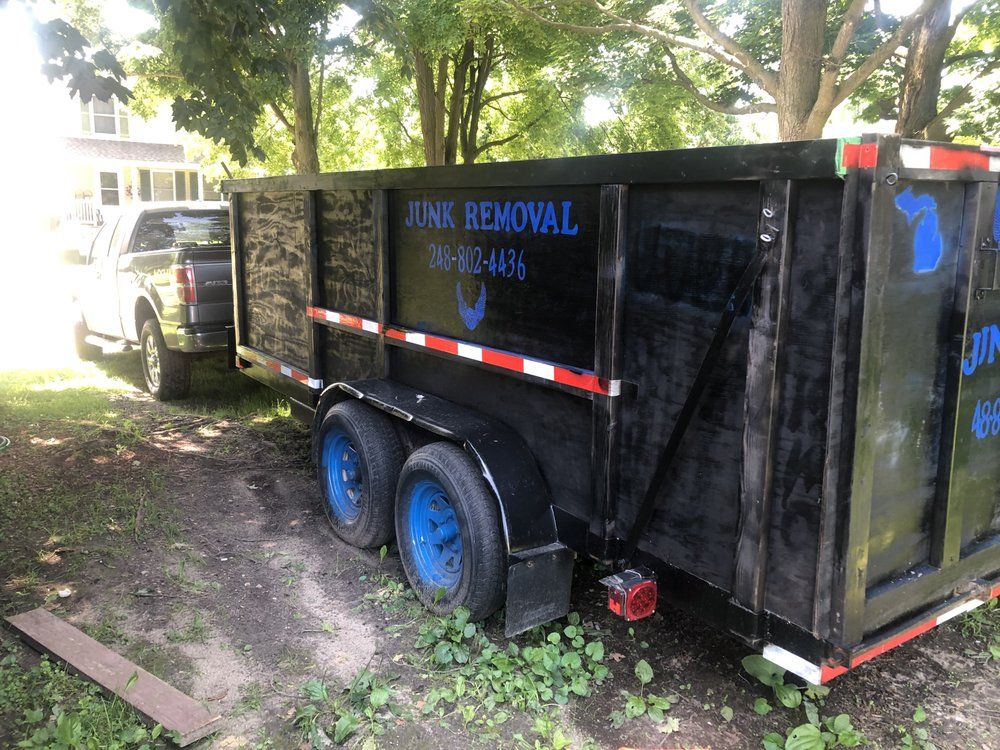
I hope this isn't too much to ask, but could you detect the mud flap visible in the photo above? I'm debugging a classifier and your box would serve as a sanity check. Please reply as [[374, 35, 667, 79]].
[[504, 543, 575, 637]]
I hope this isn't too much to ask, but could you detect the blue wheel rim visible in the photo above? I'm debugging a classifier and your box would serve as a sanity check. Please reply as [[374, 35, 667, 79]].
[[322, 428, 363, 522], [407, 478, 463, 589]]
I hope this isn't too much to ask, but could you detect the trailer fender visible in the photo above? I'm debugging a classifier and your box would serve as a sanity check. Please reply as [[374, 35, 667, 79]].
[[312, 378, 574, 635]]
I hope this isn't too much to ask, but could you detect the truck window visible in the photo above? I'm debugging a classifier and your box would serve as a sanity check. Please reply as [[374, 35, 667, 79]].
[[87, 218, 119, 264], [131, 210, 230, 253]]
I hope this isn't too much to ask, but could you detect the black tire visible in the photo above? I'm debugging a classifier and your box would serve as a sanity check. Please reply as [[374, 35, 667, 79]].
[[317, 400, 403, 548], [140, 318, 191, 400], [395, 442, 505, 621], [73, 315, 102, 361]]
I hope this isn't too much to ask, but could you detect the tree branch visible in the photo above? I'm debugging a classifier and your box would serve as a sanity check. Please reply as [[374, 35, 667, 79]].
[[508, 0, 765, 89], [269, 101, 292, 130], [313, 54, 326, 135], [922, 56, 1000, 133], [678, 0, 777, 93], [833, 0, 939, 107], [664, 47, 776, 115]]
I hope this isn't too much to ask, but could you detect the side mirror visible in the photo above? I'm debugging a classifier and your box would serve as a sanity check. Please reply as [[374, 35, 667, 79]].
[[60, 247, 85, 265]]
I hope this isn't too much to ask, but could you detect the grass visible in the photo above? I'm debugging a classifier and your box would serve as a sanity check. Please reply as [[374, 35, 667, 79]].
[[0, 353, 300, 613], [0, 644, 162, 749]]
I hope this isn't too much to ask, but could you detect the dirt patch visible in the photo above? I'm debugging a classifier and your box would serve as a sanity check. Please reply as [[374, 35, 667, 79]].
[[2, 378, 999, 749]]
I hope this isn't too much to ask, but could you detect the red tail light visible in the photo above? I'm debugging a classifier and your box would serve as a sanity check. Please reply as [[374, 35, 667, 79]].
[[600, 568, 657, 621], [173, 265, 197, 304]]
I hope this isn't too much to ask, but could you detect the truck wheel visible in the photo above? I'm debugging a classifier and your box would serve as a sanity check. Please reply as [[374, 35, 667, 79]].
[[396, 442, 505, 621], [318, 401, 403, 548], [73, 316, 102, 361], [140, 319, 191, 401]]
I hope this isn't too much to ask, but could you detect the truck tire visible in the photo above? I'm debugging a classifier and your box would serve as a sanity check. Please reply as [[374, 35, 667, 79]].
[[317, 400, 403, 548], [140, 318, 191, 401], [395, 442, 505, 621], [73, 316, 102, 361]]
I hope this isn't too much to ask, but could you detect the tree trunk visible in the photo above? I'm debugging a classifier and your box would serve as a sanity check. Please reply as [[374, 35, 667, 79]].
[[289, 60, 320, 174], [896, 0, 952, 140], [413, 49, 444, 165], [776, 0, 828, 140]]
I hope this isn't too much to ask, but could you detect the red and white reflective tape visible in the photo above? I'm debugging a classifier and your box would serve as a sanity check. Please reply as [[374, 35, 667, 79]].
[[306, 305, 382, 334], [307, 305, 619, 397], [900, 144, 1000, 172], [239, 347, 323, 390], [763, 583, 1000, 685]]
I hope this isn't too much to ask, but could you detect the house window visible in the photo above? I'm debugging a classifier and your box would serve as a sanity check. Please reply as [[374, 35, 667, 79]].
[[152, 171, 174, 201], [99, 172, 120, 205], [138, 169, 202, 202], [80, 97, 129, 137]]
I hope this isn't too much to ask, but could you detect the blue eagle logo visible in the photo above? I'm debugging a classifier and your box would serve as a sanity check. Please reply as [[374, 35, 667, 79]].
[[456, 282, 486, 330]]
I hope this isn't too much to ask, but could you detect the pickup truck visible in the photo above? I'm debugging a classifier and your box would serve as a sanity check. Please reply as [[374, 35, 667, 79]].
[[70, 204, 233, 400]]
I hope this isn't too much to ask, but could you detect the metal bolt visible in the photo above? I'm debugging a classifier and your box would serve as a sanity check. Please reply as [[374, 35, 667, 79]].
[[885, 172, 898, 185]]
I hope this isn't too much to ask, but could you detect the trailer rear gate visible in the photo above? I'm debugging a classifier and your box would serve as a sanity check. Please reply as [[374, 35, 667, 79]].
[[224, 135, 1000, 682]]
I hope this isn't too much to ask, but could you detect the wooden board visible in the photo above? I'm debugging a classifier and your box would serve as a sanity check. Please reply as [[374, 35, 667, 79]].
[[4, 608, 220, 746]]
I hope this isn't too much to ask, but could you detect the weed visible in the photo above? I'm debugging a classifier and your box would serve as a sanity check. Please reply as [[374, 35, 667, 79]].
[[744, 656, 867, 749], [233, 682, 265, 717], [166, 610, 208, 644], [163, 560, 210, 595], [608, 658, 680, 732], [361, 572, 419, 614], [414, 608, 608, 731], [0, 645, 160, 749], [962, 599, 1000, 664], [293, 668, 401, 748]]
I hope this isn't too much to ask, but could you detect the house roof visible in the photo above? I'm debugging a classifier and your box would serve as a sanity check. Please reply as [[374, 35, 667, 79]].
[[61, 137, 188, 164]]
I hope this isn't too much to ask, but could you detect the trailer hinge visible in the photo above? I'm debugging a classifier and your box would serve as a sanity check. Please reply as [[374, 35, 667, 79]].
[[974, 236, 1000, 300]]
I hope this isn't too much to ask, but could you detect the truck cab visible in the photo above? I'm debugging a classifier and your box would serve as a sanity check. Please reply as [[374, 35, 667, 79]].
[[72, 203, 233, 400]]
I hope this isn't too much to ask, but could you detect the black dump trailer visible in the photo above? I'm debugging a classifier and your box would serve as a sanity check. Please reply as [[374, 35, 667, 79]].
[[223, 134, 1000, 684]]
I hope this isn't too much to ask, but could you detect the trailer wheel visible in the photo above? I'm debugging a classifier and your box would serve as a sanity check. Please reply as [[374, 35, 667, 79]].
[[396, 442, 505, 621], [318, 401, 402, 548]]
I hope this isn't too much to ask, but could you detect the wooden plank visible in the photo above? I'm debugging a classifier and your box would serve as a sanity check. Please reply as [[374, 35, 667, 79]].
[[5, 608, 220, 746], [731, 179, 796, 618]]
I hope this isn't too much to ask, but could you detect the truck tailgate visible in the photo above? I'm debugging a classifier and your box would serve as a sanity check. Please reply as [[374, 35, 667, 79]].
[[186, 249, 232, 326]]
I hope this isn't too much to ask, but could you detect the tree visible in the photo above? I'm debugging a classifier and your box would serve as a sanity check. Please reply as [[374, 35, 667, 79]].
[[31, 9, 130, 103], [139, 0, 349, 173], [362, 0, 587, 165], [514, 0, 948, 141]]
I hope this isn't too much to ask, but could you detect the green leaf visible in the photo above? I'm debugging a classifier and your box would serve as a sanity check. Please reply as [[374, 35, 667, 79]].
[[546, 632, 561, 645], [23, 709, 44, 724], [785, 724, 825, 750], [332, 712, 360, 743], [741, 655, 785, 687], [433, 587, 447, 604], [762, 732, 786, 750], [624, 694, 646, 718], [774, 682, 802, 709], [913, 705, 927, 723], [647, 705, 665, 722], [585, 641, 605, 662], [753, 697, 772, 715], [434, 642, 453, 665], [720, 705, 734, 722], [634, 659, 654, 686], [803, 700, 820, 727], [830, 713, 853, 733], [369, 685, 390, 708], [378, 545, 388, 562]]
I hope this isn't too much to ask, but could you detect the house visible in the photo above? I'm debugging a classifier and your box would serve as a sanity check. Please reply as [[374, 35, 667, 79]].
[[59, 92, 219, 226]]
